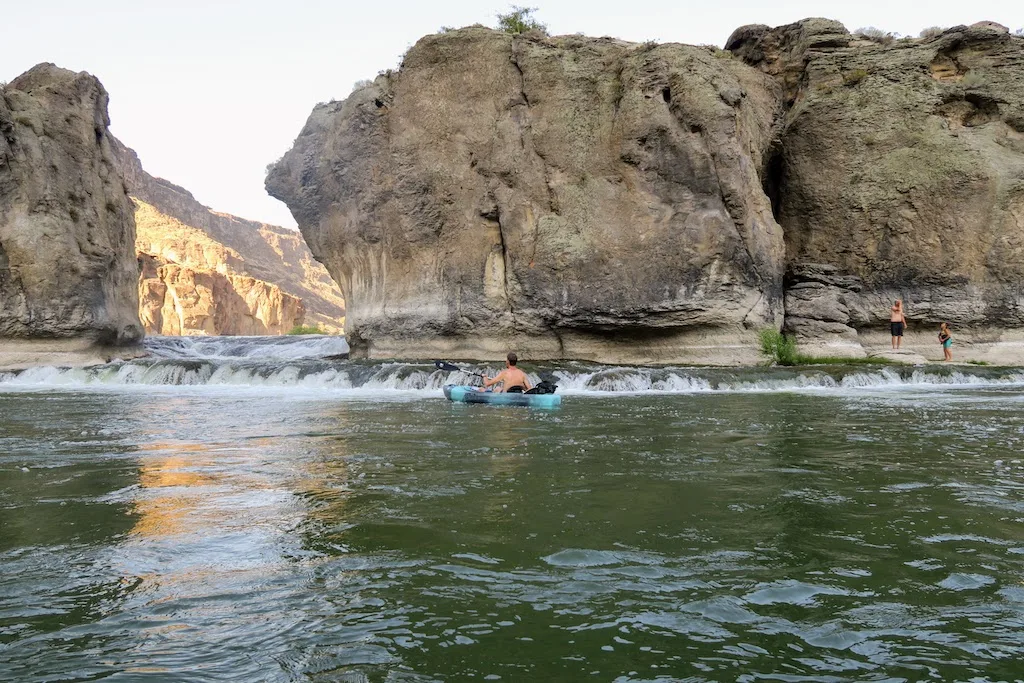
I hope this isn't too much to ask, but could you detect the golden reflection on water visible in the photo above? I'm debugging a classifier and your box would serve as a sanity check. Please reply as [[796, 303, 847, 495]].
[[477, 410, 531, 522], [292, 408, 354, 528], [130, 442, 232, 538]]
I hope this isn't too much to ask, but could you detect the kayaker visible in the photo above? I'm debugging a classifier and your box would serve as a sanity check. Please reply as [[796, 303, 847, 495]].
[[481, 352, 532, 393]]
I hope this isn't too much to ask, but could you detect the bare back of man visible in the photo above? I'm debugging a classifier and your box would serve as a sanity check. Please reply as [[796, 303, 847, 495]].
[[481, 352, 532, 393], [890, 300, 908, 350]]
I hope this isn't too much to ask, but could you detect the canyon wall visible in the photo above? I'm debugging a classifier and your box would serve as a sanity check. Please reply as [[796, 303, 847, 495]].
[[115, 141, 345, 334], [0, 64, 142, 368], [269, 21, 1024, 363], [135, 200, 305, 335]]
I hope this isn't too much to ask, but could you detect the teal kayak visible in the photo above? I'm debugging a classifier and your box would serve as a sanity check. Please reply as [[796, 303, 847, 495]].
[[443, 385, 561, 407]]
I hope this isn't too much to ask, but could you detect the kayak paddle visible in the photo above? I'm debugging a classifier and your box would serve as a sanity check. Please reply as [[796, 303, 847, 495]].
[[434, 360, 486, 378]]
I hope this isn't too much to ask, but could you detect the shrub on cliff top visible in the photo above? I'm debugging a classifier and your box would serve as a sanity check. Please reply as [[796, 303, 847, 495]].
[[854, 27, 895, 44], [497, 6, 547, 35], [919, 26, 945, 39]]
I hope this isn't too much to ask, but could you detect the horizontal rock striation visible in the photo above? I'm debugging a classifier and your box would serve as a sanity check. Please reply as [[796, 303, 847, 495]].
[[0, 64, 142, 356], [268, 28, 785, 363]]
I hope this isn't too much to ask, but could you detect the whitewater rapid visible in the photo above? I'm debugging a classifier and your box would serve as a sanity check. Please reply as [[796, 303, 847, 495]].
[[1, 335, 1023, 397]]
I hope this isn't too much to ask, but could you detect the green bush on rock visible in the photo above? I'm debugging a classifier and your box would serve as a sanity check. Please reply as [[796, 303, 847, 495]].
[[843, 69, 869, 86], [759, 328, 799, 366], [758, 328, 893, 367], [496, 6, 547, 35]]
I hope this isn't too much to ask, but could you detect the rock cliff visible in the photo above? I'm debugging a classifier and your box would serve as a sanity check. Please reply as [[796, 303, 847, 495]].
[[115, 141, 345, 334], [268, 28, 785, 363], [269, 22, 1024, 363], [1, 64, 142, 366], [728, 20, 1024, 359], [138, 250, 304, 336], [135, 200, 305, 335]]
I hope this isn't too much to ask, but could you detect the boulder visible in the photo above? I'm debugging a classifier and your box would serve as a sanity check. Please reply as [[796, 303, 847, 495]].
[[268, 28, 786, 363], [0, 64, 142, 354], [268, 20, 1024, 364]]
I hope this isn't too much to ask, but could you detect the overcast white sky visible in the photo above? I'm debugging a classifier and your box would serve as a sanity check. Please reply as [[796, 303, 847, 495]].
[[2, 1, 1020, 228]]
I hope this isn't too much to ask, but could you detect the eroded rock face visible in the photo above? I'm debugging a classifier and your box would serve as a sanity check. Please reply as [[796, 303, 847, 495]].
[[270, 21, 1024, 363], [138, 251, 304, 336], [730, 21, 1024, 353], [113, 140, 345, 333], [135, 200, 305, 335], [0, 64, 142, 346], [268, 28, 785, 362]]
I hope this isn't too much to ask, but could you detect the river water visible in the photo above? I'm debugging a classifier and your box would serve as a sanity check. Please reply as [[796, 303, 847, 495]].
[[1, 336, 1022, 681]]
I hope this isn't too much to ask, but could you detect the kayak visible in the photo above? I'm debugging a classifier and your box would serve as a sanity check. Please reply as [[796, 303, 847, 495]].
[[443, 385, 561, 407]]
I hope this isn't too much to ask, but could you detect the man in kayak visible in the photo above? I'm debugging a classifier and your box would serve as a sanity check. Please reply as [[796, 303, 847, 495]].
[[481, 352, 532, 393]]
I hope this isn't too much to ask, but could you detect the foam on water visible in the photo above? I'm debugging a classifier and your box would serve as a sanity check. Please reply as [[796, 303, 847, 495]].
[[144, 334, 350, 361], [2, 336, 1024, 397]]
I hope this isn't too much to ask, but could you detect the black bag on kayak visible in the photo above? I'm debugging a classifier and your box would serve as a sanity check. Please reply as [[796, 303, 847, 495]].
[[525, 380, 558, 395]]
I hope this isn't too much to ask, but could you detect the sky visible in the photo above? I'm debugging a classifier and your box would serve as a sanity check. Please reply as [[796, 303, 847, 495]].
[[2, 1, 1021, 228]]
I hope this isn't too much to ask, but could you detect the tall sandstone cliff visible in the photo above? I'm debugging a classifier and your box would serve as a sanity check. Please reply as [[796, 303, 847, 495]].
[[135, 200, 305, 335], [269, 21, 1024, 363], [115, 141, 345, 335], [0, 64, 142, 367]]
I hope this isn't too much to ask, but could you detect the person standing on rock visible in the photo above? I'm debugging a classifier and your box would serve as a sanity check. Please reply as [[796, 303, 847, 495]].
[[939, 322, 953, 361], [890, 300, 908, 350], [481, 352, 532, 393]]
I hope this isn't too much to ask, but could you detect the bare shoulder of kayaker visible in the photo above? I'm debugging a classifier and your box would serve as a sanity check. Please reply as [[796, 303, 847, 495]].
[[481, 368, 508, 390]]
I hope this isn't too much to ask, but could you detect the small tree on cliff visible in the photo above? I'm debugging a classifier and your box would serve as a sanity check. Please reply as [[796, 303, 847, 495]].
[[497, 6, 547, 35]]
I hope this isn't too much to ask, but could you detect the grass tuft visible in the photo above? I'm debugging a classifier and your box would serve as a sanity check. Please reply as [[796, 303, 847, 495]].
[[759, 328, 799, 366], [854, 27, 896, 45], [759, 328, 896, 367], [843, 69, 869, 86]]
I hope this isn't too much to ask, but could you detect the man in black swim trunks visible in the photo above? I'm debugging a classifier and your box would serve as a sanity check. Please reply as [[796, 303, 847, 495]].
[[890, 299, 908, 350]]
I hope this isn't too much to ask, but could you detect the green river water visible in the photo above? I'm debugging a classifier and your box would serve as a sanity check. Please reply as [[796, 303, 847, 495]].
[[1, 338, 1022, 681]]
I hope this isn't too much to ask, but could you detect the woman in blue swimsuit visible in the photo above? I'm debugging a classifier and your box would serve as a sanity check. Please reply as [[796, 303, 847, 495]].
[[939, 322, 952, 361]]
